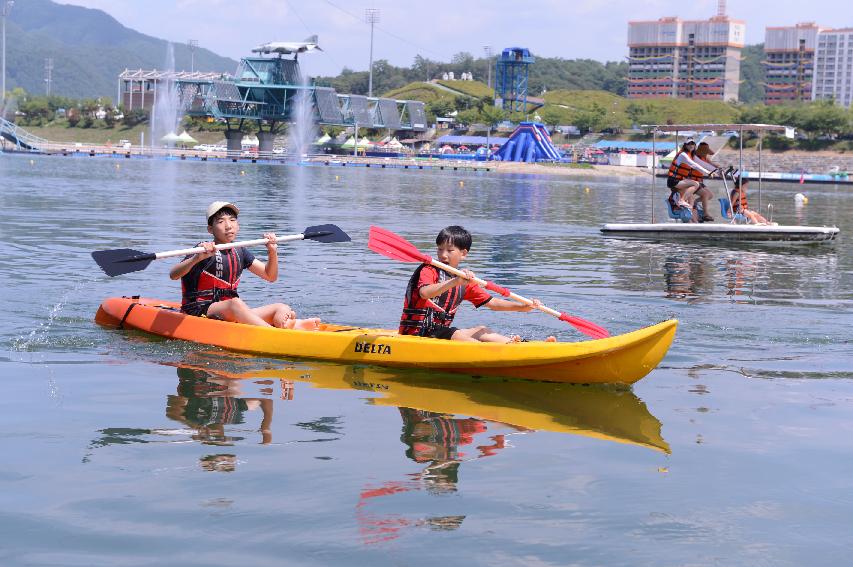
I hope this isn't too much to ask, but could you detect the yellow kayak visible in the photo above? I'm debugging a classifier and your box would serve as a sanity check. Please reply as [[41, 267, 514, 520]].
[[96, 296, 677, 385]]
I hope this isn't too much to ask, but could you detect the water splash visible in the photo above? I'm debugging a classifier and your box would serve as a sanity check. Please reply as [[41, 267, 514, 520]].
[[285, 68, 317, 227], [150, 42, 183, 150], [286, 78, 316, 163], [11, 277, 94, 354]]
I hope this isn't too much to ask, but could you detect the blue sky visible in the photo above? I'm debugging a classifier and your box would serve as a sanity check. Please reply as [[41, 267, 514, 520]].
[[62, 0, 849, 77]]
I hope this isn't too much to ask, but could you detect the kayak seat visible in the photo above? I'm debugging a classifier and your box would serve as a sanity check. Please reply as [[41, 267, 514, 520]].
[[665, 196, 693, 223], [719, 198, 747, 223]]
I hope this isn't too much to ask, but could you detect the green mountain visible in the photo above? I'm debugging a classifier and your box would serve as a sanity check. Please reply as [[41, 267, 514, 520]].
[[4, 0, 238, 100]]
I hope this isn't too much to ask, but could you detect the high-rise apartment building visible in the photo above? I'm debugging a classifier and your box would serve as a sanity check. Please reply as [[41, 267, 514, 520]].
[[764, 23, 820, 105], [627, 14, 746, 101], [812, 28, 853, 107]]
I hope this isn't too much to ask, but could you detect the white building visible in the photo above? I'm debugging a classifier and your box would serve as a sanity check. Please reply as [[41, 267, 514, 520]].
[[764, 23, 821, 104], [813, 28, 853, 107], [627, 14, 745, 101]]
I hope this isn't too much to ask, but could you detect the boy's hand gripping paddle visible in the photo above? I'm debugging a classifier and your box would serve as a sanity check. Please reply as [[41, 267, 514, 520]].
[[367, 225, 609, 339], [92, 224, 351, 277]]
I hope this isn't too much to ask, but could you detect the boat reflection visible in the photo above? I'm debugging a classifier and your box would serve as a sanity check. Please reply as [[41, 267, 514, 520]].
[[85, 356, 668, 474], [663, 253, 715, 301], [86, 354, 668, 542], [165, 352, 670, 454], [86, 365, 294, 471]]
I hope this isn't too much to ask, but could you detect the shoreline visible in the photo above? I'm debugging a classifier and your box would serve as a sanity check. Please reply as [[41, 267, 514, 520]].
[[5, 146, 850, 183], [3, 136, 850, 183]]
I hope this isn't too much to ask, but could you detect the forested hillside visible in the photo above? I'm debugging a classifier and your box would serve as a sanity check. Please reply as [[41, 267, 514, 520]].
[[3, 0, 237, 100]]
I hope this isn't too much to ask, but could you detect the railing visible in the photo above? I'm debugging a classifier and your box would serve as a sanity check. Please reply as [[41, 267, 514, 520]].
[[0, 117, 50, 151]]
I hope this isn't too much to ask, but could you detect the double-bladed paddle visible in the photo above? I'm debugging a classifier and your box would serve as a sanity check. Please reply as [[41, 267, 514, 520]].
[[367, 225, 610, 339], [93, 224, 351, 277]]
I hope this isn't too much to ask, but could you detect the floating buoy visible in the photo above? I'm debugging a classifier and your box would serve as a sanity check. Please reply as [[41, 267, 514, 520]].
[[240, 170, 245, 175], [115, 164, 120, 170], [459, 181, 464, 187], [29, 159, 34, 165], [335, 175, 339, 181], [585, 187, 590, 193], [794, 193, 808, 205]]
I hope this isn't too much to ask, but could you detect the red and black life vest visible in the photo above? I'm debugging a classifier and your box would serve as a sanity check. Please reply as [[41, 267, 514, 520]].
[[399, 264, 466, 336], [181, 247, 254, 313]]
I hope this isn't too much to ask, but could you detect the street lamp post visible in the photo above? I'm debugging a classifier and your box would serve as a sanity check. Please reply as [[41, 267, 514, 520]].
[[483, 45, 493, 89], [1, 0, 13, 107], [188, 39, 198, 73], [365, 8, 380, 97]]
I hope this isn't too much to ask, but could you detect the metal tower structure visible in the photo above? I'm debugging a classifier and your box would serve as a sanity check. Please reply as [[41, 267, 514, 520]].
[[494, 47, 534, 114], [44, 58, 54, 96]]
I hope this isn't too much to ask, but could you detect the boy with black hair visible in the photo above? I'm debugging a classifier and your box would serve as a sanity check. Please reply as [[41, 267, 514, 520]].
[[399, 225, 555, 343], [169, 201, 320, 329]]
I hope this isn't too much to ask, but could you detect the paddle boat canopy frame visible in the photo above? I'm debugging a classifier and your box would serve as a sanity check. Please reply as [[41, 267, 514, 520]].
[[600, 123, 840, 244]]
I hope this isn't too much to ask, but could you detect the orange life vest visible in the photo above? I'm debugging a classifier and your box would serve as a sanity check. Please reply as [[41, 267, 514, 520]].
[[667, 151, 695, 181], [731, 188, 748, 212]]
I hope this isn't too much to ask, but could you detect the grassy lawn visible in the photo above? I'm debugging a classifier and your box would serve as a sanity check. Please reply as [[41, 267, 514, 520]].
[[435, 80, 493, 99], [383, 83, 455, 104], [543, 89, 739, 126]]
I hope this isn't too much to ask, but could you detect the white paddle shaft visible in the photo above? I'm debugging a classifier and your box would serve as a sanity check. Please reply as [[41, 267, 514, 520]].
[[152, 233, 307, 260]]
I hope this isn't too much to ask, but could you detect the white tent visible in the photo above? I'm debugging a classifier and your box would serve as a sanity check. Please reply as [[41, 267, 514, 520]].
[[386, 137, 403, 149], [340, 136, 356, 149], [160, 131, 180, 145], [356, 137, 372, 147], [315, 133, 331, 145], [177, 130, 198, 145]]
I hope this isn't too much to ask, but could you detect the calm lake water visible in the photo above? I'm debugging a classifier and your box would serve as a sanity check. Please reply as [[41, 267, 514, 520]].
[[2, 153, 852, 566]]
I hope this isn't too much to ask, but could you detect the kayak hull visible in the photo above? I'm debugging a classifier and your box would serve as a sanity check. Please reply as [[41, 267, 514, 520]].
[[95, 297, 677, 385]]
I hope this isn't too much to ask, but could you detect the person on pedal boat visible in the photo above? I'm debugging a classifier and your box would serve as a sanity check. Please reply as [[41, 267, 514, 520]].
[[730, 179, 774, 225], [689, 142, 723, 220], [666, 140, 715, 222], [398, 226, 556, 343], [169, 201, 320, 330]]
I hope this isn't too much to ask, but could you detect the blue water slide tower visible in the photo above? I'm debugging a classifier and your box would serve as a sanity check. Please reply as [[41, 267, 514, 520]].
[[495, 47, 534, 113]]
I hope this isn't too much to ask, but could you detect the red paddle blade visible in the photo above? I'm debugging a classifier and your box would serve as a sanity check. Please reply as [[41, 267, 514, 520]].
[[368, 226, 431, 264], [559, 312, 610, 339]]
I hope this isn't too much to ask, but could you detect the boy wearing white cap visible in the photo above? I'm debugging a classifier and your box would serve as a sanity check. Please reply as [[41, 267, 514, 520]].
[[169, 201, 320, 330]]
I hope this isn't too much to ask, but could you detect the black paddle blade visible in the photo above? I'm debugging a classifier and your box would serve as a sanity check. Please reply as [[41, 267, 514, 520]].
[[92, 248, 156, 277], [303, 224, 351, 243]]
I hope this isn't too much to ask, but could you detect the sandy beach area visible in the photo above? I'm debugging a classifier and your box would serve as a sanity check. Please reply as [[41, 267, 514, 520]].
[[490, 161, 650, 178]]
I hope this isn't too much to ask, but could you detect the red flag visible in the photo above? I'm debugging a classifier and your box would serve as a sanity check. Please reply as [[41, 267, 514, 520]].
[[799, 170, 805, 184]]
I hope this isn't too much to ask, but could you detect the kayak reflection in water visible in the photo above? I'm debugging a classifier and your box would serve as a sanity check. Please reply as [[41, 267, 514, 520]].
[[356, 407, 512, 544], [399, 407, 509, 493], [83, 366, 292, 470], [166, 366, 290, 452]]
